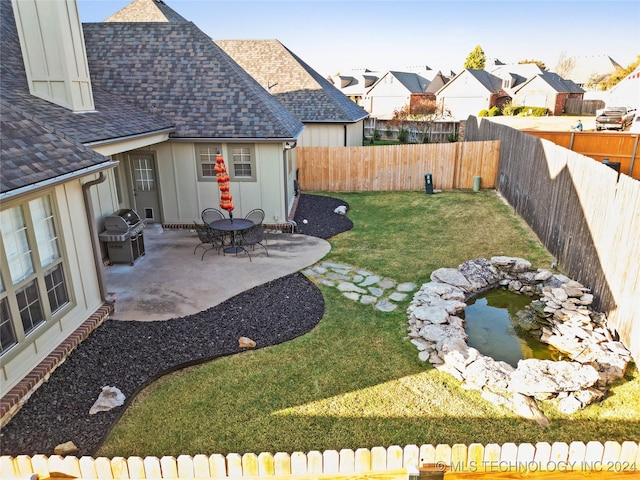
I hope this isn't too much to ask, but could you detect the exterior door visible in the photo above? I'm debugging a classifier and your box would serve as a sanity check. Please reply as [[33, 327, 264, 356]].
[[129, 153, 161, 224]]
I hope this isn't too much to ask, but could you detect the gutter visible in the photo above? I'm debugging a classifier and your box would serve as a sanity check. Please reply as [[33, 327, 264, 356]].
[[0, 162, 117, 202], [82, 128, 175, 147], [82, 172, 109, 302]]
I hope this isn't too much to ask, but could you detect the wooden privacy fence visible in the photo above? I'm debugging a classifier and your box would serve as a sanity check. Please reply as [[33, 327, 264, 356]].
[[2, 441, 638, 479], [296, 142, 500, 192], [465, 117, 640, 365], [523, 130, 640, 179]]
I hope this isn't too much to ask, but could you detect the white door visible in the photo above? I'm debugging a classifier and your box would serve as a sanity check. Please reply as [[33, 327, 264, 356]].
[[129, 153, 161, 223]]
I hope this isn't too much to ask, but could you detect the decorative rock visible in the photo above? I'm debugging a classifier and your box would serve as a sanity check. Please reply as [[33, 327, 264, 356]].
[[430, 268, 472, 290], [375, 300, 397, 312], [509, 360, 599, 395], [352, 275, 364, 284], [413, 305, 449, 324], [358, 275, 381, 287], [337, 282, 367, 294], [54, 441, 78, 456], [378, 279, 397, 289], [368, 287, 384, 297], [360, 295, 377, 305], [389, 292, 408, 301], [89, 386, 126, 415], [239, 337, 256, 348], [343, 292, 361, 301], [397, 282, 417, 292], [326, 272, 351, 281], [510, 392, 550, 426], [534, 270, 553, 281]]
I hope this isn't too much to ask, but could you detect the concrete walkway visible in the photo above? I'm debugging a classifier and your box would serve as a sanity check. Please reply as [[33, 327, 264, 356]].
[[103, 225, 331, 321]]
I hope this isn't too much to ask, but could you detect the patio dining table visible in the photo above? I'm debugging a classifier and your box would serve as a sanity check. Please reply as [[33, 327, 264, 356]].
[[209, 218, 254, 255]]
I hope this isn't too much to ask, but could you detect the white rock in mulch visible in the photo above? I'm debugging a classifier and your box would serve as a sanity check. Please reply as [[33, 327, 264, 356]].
[[334, 205, 347, 215], [89, 386, 125, 415]]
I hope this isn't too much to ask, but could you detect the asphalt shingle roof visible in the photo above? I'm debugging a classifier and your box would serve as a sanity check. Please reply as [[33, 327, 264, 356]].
[[105, 0, 189, 23], [83, 24, 304, 139], [216, 39, 368, 123], [386, 71, 430, 93]]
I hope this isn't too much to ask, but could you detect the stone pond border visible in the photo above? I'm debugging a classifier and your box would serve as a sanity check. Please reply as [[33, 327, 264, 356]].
[[406, 256, 633, 426]]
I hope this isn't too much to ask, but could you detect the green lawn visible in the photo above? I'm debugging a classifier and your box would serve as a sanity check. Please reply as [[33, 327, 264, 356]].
[[97, 190, 639, 457]]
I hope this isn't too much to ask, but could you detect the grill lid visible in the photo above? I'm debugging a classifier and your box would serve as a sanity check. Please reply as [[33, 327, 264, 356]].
[[114, 209, 142, 226], [103, 209, 144, 233]]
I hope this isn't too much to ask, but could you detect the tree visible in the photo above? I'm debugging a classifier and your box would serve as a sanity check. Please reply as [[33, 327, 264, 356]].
[[518, 59, 547, 70], [464, 45, 486, 70], [555, 51, 576, 78]]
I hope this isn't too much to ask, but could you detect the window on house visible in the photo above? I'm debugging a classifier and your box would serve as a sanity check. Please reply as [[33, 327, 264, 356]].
[[0, 194, 70, 355], [230, 144, 256, 182], [197, 144, 222, 181]]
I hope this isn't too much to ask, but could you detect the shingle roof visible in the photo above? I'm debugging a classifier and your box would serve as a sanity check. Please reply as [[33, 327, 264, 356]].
[[1, 101, 113, 194], [515, 72, 584, 94], [466, 69, 503, 93], [216, 39, 368, 123], [387, 71, 430, 93], [105, 0, 189, 23], [83, 24, 303, 139]]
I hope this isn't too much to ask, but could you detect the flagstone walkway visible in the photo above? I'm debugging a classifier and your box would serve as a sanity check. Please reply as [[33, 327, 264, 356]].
[[302, 261, 417, 312]]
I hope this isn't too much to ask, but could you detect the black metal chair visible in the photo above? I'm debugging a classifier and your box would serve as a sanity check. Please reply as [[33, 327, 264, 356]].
[[193, 222, 225, 260], [238, 224, 269, 262], [201, 208, 225, 224], [244, 208, 265, 225]]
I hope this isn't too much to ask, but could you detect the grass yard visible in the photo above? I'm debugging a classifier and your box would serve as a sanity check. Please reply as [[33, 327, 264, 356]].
[[97, 190, 639, 457]]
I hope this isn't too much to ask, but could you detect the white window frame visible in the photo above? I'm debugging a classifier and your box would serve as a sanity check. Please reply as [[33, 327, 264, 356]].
[[229, 144, 256, 182], [0, 194, 71, 357], [196, 144, 222, 181]]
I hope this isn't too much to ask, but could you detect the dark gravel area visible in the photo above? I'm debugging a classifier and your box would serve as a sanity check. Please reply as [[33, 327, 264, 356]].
[[1, 194, 351, 457]]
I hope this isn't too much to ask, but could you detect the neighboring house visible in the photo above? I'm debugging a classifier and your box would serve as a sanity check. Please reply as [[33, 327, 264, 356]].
[[0, 0, 304, 402], [216, 39, 368, 147], [363, 70, 449, 119], [327, 69, 381, 107], [604, 66, 640, 110], [436, 69, 503, 120], [436, 66, 584, 119], [552, 55, 622, 90]]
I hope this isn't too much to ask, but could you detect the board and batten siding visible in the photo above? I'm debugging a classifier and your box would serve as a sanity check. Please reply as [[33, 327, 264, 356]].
[[298, 122, 365, 148], [1, 179, 108, 397], [150, 141, 290, 225]]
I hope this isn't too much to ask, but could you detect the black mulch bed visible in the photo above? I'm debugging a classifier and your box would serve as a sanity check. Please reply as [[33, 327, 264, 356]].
[[1, 194, 352, 457]]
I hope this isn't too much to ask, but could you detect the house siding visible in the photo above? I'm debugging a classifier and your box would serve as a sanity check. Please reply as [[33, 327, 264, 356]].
[[1, 180, 107, 397]]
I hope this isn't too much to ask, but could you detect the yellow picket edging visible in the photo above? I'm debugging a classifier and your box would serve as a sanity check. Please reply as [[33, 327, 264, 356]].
[[1, 441, 638, 479]]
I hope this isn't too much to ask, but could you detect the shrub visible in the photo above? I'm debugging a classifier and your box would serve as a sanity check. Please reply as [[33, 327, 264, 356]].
[[502, 103, 521, 116], [385, 128, 394, 139], [447, 132, 459, 142], [478, 109, 489, 117], [488, 106, 502, 116], [397, 127, 409, 143], [521, 106, 549, 117], [373, 128, 381, 140]]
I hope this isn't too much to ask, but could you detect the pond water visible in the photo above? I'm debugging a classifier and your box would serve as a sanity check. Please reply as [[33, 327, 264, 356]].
[[463, 289, 561, 368]]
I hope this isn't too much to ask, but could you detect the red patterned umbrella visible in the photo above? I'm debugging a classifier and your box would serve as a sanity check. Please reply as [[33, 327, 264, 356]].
[[215, 153, 234, 219]]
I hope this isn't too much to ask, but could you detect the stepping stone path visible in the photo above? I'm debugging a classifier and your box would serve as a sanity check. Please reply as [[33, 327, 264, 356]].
[[303, 261, 416, 312]]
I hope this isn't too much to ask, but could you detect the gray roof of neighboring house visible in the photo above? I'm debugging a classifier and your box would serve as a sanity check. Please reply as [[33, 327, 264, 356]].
[[216, 39, 368, 124], [105, 0, 190, 23], [83, 23, 304, 139], [515, 72, 584, 94], [465, 69, 503, 93], [386, 71, 431, 93]]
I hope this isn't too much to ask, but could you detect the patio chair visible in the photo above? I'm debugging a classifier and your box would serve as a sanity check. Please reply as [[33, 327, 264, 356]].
[[201, 207, 225, 225], [244, 208, 265, 225], [239, 224, 269, 262], [193, 222, 225, 260]]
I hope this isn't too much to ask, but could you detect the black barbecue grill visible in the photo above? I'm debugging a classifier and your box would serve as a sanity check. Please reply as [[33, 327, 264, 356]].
[[99, 209, 145, 265]]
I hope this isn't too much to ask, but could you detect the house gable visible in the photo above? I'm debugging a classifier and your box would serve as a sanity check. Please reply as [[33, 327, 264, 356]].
[[216, 39, 368, 124]]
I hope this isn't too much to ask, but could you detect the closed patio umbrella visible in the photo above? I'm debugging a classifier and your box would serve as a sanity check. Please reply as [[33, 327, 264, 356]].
[[215, 153, 235, 220]]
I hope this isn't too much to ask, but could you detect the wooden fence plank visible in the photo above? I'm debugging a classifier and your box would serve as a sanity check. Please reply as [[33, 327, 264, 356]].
[[95, 457, 115, 479], [467, 443, 484, 471], [568, 441, 586, 465], [550, 442, 569, 467], [192, 454, 210, 478], [339, 449, 355, 473], [79, 456, 98, 479], [419, 444, 436, 466], [434, 444, 451, 465], [110, 456, 129, 479], [15, 455, 33, 478], [258, 452, 275, 476], [354, 448, 371, 472], [371, 446, 387, 470], [209, 454, 227, 478], [307, 451, 323, 474], [226, 453, 242, 478], [451, 444, 467, 471], [290, 452, 307, 475], [142, 457, 162, 480], [241, 453, 259, 477], [160, 456, 178, 479], [586, 441, 605, 466], [273, 452, 291, 476], [323, 450, 339, 475], [619, 441, 639, 467], [403, 445, 420, 470], [127, 456, 145, 479], [483, 443, 501, 470], [602, 441, 622, 466], [0, 456, 19, 479], [516, 443, 535, 466]]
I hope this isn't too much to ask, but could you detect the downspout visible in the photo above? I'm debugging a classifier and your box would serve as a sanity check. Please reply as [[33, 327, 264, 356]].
[[344, 123, 348, 147], [283, 142, 298, 233], [82, 172, 108, 301]]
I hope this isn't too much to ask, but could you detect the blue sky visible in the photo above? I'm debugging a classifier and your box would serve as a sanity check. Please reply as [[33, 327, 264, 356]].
[[77, 0, 640, 76]]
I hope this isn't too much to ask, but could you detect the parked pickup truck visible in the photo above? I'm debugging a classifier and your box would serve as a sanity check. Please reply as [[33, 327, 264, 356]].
[[595, 107, 636, 131]]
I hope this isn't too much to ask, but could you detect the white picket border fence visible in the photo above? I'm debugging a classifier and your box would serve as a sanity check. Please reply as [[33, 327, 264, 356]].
[[1, 441, 638, 479]]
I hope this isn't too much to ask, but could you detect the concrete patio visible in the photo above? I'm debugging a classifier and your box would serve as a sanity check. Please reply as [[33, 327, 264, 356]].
[[103, 225, 331, 321]]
